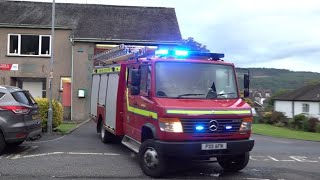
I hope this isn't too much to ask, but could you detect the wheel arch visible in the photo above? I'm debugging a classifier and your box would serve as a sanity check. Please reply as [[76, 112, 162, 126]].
[[141, 123, 158, 142]]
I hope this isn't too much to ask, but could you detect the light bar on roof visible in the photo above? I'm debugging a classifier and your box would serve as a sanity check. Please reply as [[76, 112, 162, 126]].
[[155, 49, 169, 55], [174, 50, 189, 56]]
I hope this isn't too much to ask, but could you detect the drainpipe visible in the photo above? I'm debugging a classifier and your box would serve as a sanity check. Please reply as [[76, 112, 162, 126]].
[[292, 101, 295, 118], [70, 38, 74, 121]]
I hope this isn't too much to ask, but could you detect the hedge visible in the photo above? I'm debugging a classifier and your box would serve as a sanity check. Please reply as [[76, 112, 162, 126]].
[[34, 98, 63, 132]]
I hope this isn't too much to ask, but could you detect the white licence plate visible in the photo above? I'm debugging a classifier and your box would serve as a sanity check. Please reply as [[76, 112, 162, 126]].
[[201, 143, 227, 150]]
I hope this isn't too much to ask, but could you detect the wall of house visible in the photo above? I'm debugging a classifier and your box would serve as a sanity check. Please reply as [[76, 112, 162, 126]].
[[274, 100, 293, 118], [294, 101, 320, 119], [71, 42, 95, 121], [0, 27, 73, 116], [275, 100, 320, 119]]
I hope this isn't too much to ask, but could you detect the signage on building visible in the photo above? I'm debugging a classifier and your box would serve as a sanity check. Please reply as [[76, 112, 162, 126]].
[[0, 64, 18, 71]]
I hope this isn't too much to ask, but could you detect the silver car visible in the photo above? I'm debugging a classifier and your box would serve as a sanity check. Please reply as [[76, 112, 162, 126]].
[[0, 85, 42, 153]]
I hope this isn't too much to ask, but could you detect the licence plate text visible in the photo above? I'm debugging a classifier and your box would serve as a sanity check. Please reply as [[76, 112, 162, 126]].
[[201, 143, 227, 150]]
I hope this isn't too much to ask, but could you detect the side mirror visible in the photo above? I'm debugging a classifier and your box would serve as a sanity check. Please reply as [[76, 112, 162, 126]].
[[130, 86, 140, 95], [243, 73, 250, 98], [131, 69, 141, 86]]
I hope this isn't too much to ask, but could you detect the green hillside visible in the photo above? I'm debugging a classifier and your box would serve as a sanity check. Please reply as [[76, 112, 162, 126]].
[[237, 68, 320, 93]]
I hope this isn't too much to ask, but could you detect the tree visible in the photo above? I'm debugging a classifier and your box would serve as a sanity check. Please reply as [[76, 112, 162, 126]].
[[182, 37, 210, 52]]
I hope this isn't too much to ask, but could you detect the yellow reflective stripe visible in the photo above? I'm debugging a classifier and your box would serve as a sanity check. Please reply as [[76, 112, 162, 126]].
[[115, 66, 121, 72], [126, 89, 158, 119], [93, 66, 120, 74], [166, 109, 251, 115]]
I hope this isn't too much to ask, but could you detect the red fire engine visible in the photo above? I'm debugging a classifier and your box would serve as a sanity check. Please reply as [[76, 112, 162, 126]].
[[90, 44, 254, 177]]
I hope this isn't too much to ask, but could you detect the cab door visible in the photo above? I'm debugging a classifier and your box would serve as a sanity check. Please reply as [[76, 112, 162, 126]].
[[123, 65, 139, 140], [134, 64, 156, 141]]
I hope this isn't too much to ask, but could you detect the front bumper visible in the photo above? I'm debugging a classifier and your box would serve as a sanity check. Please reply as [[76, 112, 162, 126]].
[[154, 139, 254, 159]]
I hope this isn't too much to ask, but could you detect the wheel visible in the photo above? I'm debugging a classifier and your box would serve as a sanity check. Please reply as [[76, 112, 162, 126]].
[[7, 141, 24, 147], [100, 123, 113, 143], [138, 139, 167, 178], [0, 132, 6, 154], [217, 152, 250, 172]]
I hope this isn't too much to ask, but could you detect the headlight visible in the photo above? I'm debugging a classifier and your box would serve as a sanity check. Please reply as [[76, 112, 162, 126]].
[[239, 117, 253, 133], [159, 118, 183, 133]]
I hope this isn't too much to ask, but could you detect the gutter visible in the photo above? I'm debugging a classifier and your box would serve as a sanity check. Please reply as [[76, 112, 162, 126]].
[[0, 23, 73, 30], [71, 38, 183, 45]]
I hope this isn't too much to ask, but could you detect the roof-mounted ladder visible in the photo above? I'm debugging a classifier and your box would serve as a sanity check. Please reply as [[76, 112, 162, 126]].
[[93, 44, 148, 65]]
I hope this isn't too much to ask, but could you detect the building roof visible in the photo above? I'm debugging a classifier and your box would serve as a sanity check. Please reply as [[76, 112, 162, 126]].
[[273, 83, 320, 102], [0, 1, 182, 43]]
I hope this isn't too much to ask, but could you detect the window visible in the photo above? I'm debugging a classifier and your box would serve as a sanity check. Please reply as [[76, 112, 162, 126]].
[[139, 65, 151, 95], [0, 92, 5, 99], [7, 34, 51, 56], [11, 91, 36, 106], [155, 62, 237, 99], [302, 103, 309, 113]]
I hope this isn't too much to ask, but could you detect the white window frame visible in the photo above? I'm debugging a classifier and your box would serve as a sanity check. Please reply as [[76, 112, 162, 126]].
[[60, 77, 72, 91], [302, 103, 310, 113], [7, 34, 51, 57]]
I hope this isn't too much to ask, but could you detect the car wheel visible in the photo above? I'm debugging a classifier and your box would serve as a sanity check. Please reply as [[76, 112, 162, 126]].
[[217, 152, 250, 172], [0, 132, 6, 154], [100, 124, 113, 143], [138, 139, 167, 178]]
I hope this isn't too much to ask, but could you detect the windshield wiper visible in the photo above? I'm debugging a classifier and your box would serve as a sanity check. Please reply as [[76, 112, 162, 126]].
[[177, 93, 205, 98], [217, 92, 236, 96]]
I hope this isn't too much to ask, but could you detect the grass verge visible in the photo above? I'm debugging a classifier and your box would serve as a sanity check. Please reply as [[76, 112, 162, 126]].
[[56, 122, 78, 134], [253, 124, 320, 141]]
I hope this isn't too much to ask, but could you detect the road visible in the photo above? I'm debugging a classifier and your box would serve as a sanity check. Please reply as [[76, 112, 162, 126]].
[[0, 121, 319, 180]]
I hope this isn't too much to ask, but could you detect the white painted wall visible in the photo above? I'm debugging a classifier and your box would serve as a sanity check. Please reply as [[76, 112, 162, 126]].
[[274, 100, 293, 118], [275, 100, 320, 119], [294, 101, 320, 119]]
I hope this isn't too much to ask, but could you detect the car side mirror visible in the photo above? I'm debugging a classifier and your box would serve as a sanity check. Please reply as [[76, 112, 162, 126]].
[[243, 74, 250, 98]]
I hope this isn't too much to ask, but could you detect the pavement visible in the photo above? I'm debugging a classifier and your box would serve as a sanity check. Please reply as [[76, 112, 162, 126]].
[[27, 118, 91, 142]]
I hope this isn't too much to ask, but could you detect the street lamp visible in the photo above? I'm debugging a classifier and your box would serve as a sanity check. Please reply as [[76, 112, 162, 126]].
[[47, 0, 55, 134]]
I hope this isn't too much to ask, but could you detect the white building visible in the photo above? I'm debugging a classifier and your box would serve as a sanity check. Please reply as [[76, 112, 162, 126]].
[[273, 84, 320, 119]]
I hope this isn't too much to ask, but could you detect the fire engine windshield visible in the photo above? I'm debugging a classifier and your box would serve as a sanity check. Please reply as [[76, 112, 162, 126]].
[[155, 62, 238, 99]]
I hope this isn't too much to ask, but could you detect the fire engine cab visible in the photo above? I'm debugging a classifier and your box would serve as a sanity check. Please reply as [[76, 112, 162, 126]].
[[90, 44, 254, 177]]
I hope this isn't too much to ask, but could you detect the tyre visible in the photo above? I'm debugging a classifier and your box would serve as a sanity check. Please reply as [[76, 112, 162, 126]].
[[7, 141, 24, 147], [217, 152, 250, 172], [100, 124, 113, 143], [0, 132, 6, 154], [138, 139, 167, 178]]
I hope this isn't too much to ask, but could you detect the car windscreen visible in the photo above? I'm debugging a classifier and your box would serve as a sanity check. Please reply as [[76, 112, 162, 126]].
[[11, 91, 36, 106], [155, 62, 238, 99]]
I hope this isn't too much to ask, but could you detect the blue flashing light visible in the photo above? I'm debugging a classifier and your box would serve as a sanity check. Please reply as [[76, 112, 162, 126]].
[[174, 50, 189, 56], [155, 49, 169, 55], [225, 126, 232, 130], [195, 125, 204, 131]]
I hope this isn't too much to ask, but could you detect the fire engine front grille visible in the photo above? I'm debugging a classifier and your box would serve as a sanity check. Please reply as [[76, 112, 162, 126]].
[[180, 119, 242, 134]]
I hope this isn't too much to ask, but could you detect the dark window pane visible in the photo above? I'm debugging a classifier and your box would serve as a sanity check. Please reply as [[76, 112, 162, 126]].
[[41, 36, 50, 55], [9, 35, 18, 54], [0, 92, 5, 99], [11, 91, 35, 106], [21, 35, 39, 55]]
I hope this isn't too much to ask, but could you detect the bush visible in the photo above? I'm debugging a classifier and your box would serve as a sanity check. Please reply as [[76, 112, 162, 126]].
[[316, 123, 320, 133], [35, 98, 63, 132], [274, 122, 286, 127], [262, 112, 272, 124], [262, 111, 287, 125], [306, 117, 319, 132], [292, 114, 308, 130], [270, 111, 288, 125]]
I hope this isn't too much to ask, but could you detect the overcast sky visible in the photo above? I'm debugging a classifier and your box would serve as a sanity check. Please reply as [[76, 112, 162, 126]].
[[13, 0, 320, 72]]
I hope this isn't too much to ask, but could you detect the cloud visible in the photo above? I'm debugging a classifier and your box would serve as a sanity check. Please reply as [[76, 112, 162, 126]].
[[12, 0, 320, 72]]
